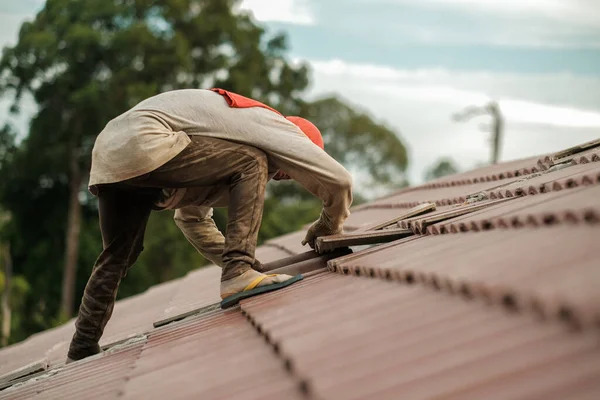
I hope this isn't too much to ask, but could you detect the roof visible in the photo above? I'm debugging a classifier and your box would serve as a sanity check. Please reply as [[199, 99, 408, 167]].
[[1, 139, 599, 399]]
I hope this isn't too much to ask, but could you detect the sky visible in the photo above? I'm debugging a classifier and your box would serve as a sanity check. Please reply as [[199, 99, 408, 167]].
[[1, 0, 600, 185]]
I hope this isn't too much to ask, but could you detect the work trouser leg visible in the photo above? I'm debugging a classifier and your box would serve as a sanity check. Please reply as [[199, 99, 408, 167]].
[[67, 186, 157, 360], [125, 136, 269, 282]]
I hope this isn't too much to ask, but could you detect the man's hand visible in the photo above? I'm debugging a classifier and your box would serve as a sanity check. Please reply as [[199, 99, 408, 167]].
[[301, 218, 342, 252]]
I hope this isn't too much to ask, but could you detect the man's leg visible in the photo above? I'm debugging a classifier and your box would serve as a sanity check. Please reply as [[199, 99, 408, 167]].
[[67, 186, 157, 361], [126, 136, 292, 291], [219, 144, 268, 281]]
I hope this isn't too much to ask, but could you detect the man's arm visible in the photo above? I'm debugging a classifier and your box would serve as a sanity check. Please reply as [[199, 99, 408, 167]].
[[241, 112, 353, 233], [173, 206, 226, 268]]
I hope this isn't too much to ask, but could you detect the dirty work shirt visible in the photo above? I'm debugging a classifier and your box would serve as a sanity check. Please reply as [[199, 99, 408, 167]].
[[89, 89, 353, 232]]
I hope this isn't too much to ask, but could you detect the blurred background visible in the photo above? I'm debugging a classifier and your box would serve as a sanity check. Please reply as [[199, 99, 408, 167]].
[[0, 0, 598, 347]]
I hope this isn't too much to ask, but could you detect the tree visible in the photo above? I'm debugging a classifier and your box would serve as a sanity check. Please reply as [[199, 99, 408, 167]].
[[302, 97, 408, 193], [0, 0, 410, 343], [0, 0, 310, 326], [0, 200, 31, 347], [424, 158, 459, 182], [0, 209, 12, 346]]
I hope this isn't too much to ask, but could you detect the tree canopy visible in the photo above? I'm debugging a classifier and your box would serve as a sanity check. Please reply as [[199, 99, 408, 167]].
[[0, 0, 409, 345], [424, 158, 460, 182]]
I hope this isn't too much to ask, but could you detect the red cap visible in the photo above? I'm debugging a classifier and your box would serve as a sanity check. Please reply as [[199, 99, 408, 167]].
[[285, 116, 324, 149]]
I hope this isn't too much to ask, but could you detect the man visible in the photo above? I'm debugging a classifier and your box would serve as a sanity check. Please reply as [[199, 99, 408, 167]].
[[67, 88, 353, 362]]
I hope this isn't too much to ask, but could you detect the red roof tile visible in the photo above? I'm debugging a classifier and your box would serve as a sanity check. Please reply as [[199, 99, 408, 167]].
[[265, 230, 309, 255], [153, 266, 221, 327], [416, 154, 548, 189], [255, 244, 294, 263], [366, 179, 517, 208], [427, 185, 600, 234], [100, 277, 183, 346], [1, 140, 599, 399], [240, 272, 600, 400], [122, 310, 303, 400], [343, 208, 402, 230], [1, 339, 145, 400], [330, 225, 599, 328]]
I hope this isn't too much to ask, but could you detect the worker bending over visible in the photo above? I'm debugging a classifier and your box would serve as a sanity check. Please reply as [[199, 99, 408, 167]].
[[67, 88, 353, 362]]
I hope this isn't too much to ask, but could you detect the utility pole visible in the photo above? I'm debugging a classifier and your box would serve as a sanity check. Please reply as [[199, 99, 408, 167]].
[[452, 101, 504, 164]]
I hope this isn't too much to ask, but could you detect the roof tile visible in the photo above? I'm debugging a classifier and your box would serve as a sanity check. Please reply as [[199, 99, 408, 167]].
[[122, 310, 303, 400], [240, 272, 600, 400], [2, 140, 599, 399], [428, 185, 600, 234], [153, 266, 221, 328], [416, 154, 548, 189], [332, 225, 600, 327]]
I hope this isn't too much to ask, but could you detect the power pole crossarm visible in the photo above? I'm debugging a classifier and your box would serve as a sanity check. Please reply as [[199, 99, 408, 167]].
[[451, 101, 504, 165]]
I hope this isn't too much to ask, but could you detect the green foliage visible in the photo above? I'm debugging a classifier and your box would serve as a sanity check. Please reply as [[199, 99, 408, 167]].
[[424, 158, 460, 182], [267, 97, 408, 204], [0, 0, 310, 343], [258, 196, 321, 244], [0, 275, 30, 310], [0, 124, 17, 173], [1, 242, 32, 345], [300, 97, 409, 192], [0, 0, 410, 345]]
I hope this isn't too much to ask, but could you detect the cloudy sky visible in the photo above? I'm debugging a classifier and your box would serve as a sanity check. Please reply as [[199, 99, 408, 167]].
[[2, 0, 600, 184]]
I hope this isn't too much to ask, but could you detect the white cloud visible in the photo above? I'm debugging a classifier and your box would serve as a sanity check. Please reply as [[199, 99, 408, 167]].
[[0, 12, 30, 48], [303, 59, 600, 184], [357, 0, 600, 47], [501, 100, 600, 128], [367, 85, 600, 128], [389, 23, 600, 48], [0, 1, 45, 44], [308, 59, 600, 110], [238, 0, 315, 25], [384, 0, 600, 25]]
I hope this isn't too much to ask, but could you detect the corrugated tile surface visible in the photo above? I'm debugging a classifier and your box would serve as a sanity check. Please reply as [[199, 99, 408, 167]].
[[122, 309, 303, 400], [265, 230, 309, 255], [255, 244, 295, 263], [479, 162, 600, 197], [398, 198, 515, 233], [428, 185, 600, 234], [100, 277, 183, 345], [153, 266, 221, 326], [2, 140, 599, 399], [567, 146, 600, 164], [0, 276, 183, 380], [367, 160, 599, 209], [241, 272, 600, 400], [342, 208, 399, 230], [0, 326, 65, 380], [417, 154, 547, 189], [154, 246, 291, 326], [331, 225, 600, 327], [546, 139, 600, 164], [3, 310, 304, 400], [1, 339, 146, 400], [366, 179, 518, 208]]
